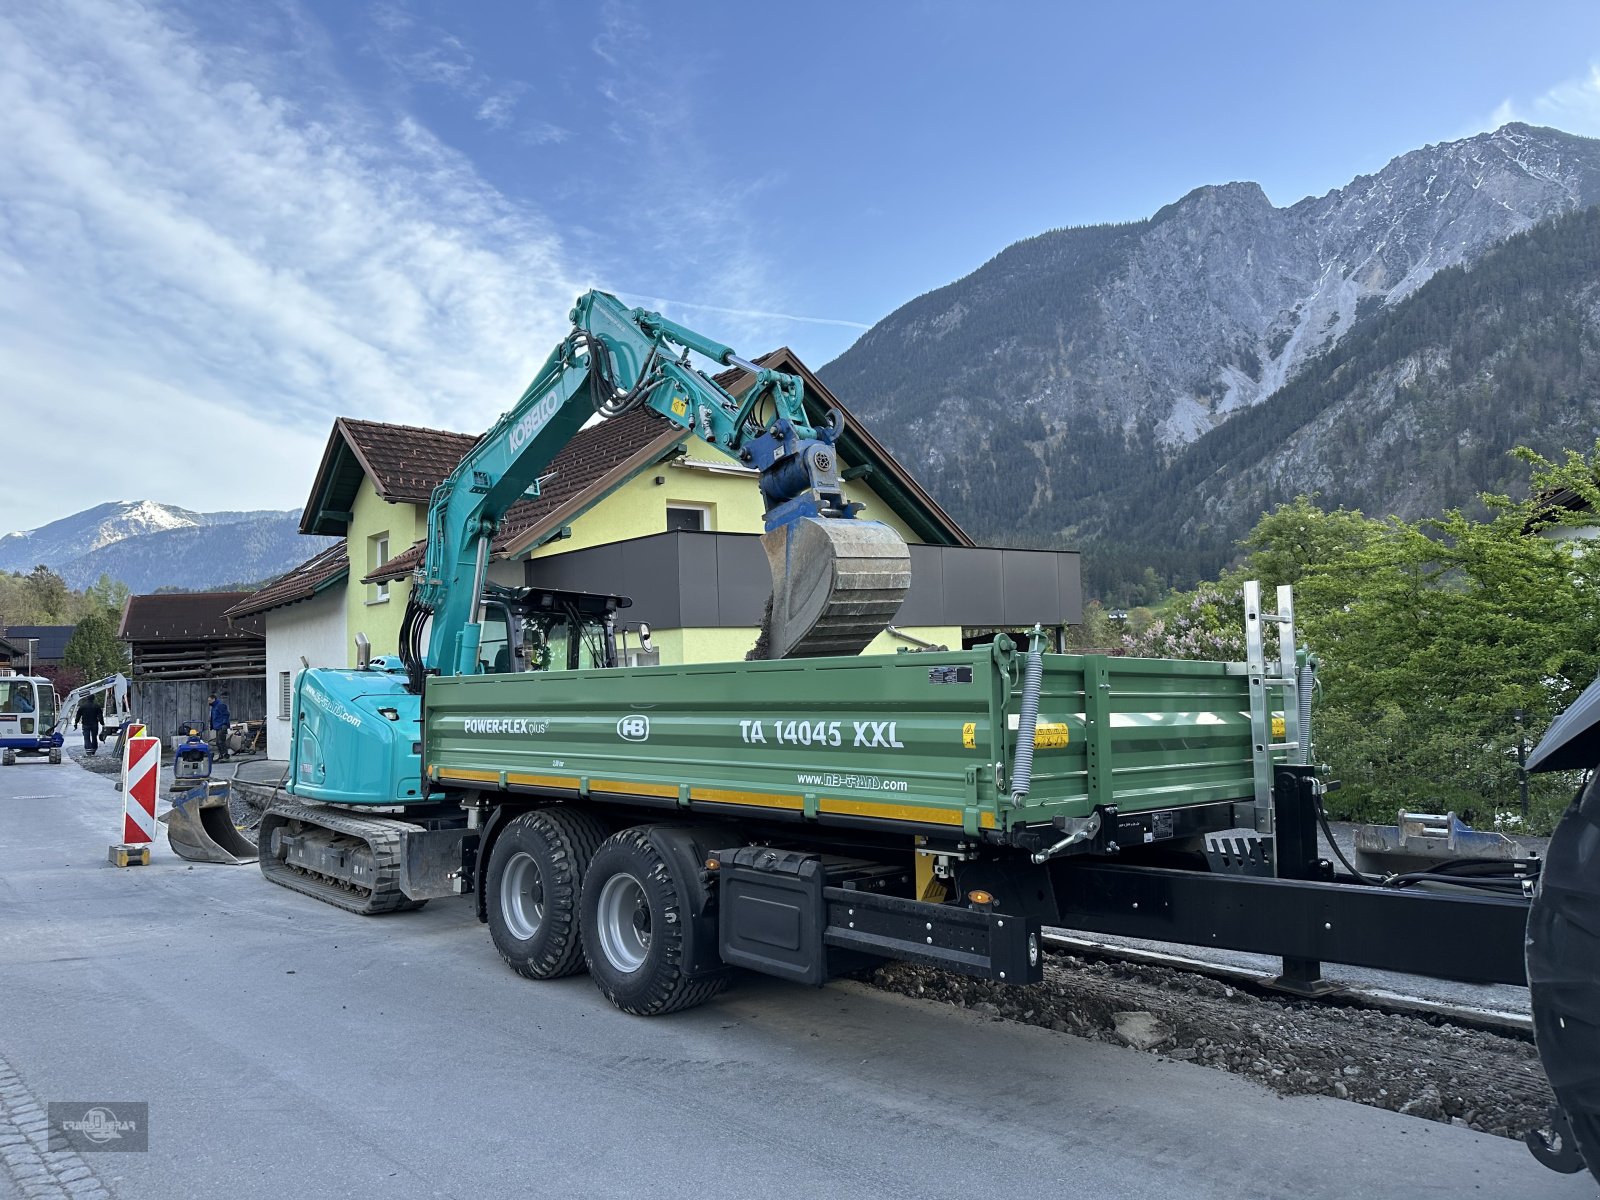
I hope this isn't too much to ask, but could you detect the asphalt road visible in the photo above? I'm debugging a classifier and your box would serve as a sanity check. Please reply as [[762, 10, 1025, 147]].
[[0, 760, 1592, 1200]]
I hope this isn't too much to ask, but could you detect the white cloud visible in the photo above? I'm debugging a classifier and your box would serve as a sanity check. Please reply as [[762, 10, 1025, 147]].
[[1482, 63, 1600, 137], [0, 0, 846, 535], [585, 0, 785, 348], [475, 88, 519, 129], [0, 0, 584, 530]]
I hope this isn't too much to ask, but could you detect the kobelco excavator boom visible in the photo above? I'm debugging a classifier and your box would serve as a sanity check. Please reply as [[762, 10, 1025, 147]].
[[260, 291, 910, 915], [402, 290, 907, 677]]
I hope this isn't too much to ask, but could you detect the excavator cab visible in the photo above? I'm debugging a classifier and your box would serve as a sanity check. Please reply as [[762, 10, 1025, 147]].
[[0, 676, 63, 765], [478, 586, 631, 674]]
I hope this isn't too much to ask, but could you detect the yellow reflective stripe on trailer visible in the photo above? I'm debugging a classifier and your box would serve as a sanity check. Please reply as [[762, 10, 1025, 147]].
[[508, 772, 582, 790], [819, 796, 997, 829], [689, 787, 804, 811], [437, 768, 996, 828], [437, 768, 581, 791], [593, 779, 678, 799], [436, 767, 501, 784]]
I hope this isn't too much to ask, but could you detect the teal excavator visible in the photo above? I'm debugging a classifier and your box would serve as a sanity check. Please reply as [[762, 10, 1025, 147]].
[[401, 290, 909, 686], [260, 290, 910, 908]]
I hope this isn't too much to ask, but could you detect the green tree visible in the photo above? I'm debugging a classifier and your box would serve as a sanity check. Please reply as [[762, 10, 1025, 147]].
[[62, 612, 129, 680], [1237, 495, 1381, 587], [84, 573, 131, 621], [22, 566, 72, 622], [1143, 446, 1600, 831]]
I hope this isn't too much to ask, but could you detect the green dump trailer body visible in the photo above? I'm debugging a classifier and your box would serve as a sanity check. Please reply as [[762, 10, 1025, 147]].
[[423, 642, 1274, 840], [266, 639, 1292, 1011]]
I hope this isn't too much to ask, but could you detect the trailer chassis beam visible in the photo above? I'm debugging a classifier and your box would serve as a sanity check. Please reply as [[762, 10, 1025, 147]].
[[1052, 859, 1529, 986]]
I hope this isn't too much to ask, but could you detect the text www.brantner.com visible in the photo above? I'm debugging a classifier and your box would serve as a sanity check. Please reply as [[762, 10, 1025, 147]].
[[795, 772, 909, 792]]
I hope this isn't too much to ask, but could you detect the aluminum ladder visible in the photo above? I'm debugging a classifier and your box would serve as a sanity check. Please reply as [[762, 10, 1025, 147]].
[[1243, 581, 1305, 833]]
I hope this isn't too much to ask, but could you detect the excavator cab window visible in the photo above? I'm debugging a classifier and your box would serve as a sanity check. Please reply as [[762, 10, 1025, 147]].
[[542, 618, 573, 672], [478, 603, 514, 674], [515, 612, 610, 672], [0, 680, 35, 714], [488, 586, 624, 673]]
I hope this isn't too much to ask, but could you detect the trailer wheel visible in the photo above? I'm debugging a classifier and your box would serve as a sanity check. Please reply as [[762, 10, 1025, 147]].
[[486, 806, 607, 980], [1, 750, 14, 766], [581, 826, 727, 1016]]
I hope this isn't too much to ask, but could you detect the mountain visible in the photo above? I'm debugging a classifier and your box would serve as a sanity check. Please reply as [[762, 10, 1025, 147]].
[[1129, 203, 1600, 561], [0, 501, 337, 592], [819, 124, 1600, 589], [0, 500, 209, 571]]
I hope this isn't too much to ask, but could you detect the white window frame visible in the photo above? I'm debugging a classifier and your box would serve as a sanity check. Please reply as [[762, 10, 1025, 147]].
[[278, 671, 292, 720], [665, 503, 712, 533], [367, 532, 391, 604]]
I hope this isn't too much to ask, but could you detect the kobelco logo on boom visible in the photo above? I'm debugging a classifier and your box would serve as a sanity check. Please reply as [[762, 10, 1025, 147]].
[[617, 715, 650, 742], [508, 393, 561, 454]]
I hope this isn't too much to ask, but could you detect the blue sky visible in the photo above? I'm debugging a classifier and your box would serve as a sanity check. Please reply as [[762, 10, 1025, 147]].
[[4, 0, 1600, 532]]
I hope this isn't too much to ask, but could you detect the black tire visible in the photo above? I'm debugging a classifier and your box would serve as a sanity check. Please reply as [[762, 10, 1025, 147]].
[[487, 806, 608, 980], [580, 826, 728, 1016], [1528, 775, 1600, 1183]]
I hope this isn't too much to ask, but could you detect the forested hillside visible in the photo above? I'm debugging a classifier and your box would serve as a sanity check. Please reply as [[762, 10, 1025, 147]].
[[1085, 204, 1600, 599], [818, 123, 1600, 603]]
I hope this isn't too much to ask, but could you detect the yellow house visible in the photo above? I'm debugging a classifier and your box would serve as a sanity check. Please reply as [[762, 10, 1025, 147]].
[[229, 349, 1081, 758]]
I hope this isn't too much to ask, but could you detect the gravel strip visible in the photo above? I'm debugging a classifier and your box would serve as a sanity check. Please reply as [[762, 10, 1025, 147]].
[[873, 952, 1555, 1141], [63, 747, 118, 778]]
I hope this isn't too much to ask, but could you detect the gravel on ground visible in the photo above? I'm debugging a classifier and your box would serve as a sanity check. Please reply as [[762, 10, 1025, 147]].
[[872, 951, 1555, 1142]]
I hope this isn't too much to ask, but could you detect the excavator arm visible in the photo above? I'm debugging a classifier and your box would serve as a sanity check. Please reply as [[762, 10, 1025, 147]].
[[54, 673, 130, 735], [400, 289, 908, 685]]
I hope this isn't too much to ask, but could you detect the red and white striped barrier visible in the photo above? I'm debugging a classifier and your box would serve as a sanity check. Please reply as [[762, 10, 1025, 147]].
[[120, 735, 161, 845]]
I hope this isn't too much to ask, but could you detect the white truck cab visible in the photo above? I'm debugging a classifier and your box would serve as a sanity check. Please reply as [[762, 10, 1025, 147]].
[[0, 673, 63, 764]]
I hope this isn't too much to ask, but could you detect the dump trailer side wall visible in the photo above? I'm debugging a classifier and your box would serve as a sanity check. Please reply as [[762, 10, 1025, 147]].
[[422, 647, 1265, 835]]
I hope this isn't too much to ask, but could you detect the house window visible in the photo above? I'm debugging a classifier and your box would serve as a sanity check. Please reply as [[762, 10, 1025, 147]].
[[367, 532, 390, 603], [666, 504, 711, 533], [278, 671, 292, 719]]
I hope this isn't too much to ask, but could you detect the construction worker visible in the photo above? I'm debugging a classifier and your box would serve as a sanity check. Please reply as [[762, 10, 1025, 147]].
[[75, 693, 104, 756], [207, 692, 231, 762]]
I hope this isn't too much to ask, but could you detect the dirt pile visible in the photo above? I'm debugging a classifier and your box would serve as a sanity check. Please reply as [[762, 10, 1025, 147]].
[[873, 952, 1553, 1140]]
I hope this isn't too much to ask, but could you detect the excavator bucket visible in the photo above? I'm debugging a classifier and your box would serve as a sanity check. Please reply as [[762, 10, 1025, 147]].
[[161, 782, 258, 865], [754, 518, 911, 660]]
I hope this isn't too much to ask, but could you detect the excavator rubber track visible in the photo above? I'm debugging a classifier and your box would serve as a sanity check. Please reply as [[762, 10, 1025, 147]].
[[258, 801, 427, 915], [755, 518, 911, 660]]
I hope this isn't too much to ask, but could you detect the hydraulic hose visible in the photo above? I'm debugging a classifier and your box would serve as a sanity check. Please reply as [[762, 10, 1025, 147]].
[[1010, 627, 1046, 808]]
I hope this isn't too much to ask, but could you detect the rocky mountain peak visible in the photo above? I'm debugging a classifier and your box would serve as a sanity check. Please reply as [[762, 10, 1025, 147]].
[[817, 123, 1600, 564], [0, 501, 326, 591]]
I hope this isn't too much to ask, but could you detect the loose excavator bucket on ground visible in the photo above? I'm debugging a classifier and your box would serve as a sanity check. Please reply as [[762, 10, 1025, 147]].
[[754, 517, 912, 660], [161, 782, 257, 865]]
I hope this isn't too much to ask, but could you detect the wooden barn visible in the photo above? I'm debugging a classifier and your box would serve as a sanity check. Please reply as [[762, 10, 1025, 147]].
[[117, 592, 267, 738]]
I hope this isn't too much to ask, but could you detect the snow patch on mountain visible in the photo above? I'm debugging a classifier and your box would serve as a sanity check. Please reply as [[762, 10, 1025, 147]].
[[0, 500, 325, 591]]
